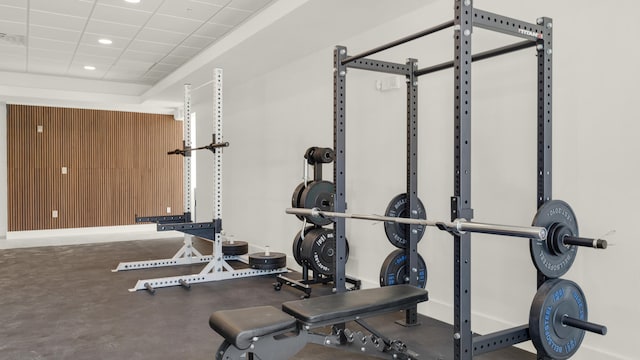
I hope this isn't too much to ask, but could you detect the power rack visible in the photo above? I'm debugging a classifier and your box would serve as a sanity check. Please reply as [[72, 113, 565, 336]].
[[333, 1, 554, 358]]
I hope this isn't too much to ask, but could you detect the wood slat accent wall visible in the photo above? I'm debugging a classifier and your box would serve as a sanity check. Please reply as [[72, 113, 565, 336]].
[[6, 105, 184, 231]]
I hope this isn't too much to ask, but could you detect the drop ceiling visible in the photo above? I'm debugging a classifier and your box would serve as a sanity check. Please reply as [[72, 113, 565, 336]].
[[0, 0, 273, 85], [0, 0, 433, 113]]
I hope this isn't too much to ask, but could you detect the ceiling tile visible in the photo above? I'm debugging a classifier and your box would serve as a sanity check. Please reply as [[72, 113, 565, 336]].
[[168, 45, 200, 58], [159, 54, 189, 66], [194, 21, 230, 38], [29, 0, 94, 18], [136, 27, 186, 46], [28, 58, 71, 74], [146, 13, 202, 34], [0, 19, 26, 36], [128, 39, 175, 53], [149, 63, 177, 73], [67, 62, 108, 78], [191, 0, 229, 7], [143, 69, 170, 79], [103, 68, 148, 81], [96, 0, 164, 13], [0, 0, 26, 8], [0, 43, 25, 57], [157, 0, 223, 21], [29, 25, 82, 43], [73, 53, 117, 66], [0, 4, 26, 22], [92, 3, 153, 27], [0, 56, 26, 72], [180, 34, 215, 48], [76, 43, 124, 58], [80, 32, 129, 49], [112, 59, 155, 71], [120, 49, 165, 63], [210, 7, 251, 27], [228, 0, 272, 12], [29, 48, 73, 62], [85, 19, 140, 38], [29, 10, 87, 32], [29, 37, 77, 52]]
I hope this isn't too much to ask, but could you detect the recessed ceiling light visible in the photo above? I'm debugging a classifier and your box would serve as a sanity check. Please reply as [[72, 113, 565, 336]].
[[98, 38, 112, 45], [84, 65, 96, 70], [124, 0, 140, 3]]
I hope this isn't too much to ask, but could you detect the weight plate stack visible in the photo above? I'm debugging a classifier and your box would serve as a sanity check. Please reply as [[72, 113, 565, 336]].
[[299, 228, 349, 275], [530, 200, 579, 278], [379, 249, 427, 288], [529, 279, 587, 360], [300, 181, 335, 226], [222, 240, 248, 255], [248, 252, 287, 270], [292, 226, 318, 266], [384, 193, 427, 248]]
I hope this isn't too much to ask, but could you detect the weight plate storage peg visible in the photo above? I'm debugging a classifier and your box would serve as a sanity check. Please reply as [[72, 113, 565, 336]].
[[379, 249, 427, 288], [530, 200, 579, 278], [222, 240, 248, 255], [292, 226, 318, 266], [384, 193, 427, 248], [529, 279, 607, 360], [300, 181, 335, 226], [249, 250, 286, 270], [299, 228, 349, 275]]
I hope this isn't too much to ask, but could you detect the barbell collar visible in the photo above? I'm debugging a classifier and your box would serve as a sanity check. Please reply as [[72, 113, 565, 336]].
[[285, 208, 547, 240], [563, 235, 607, 249], [561, 315, 607, 335]]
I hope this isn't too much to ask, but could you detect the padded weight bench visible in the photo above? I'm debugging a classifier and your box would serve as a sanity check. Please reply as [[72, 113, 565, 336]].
[[210, 285, 428, 359]]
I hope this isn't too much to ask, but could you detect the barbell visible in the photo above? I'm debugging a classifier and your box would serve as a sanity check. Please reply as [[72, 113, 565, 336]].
[[167, 141, 230, 156], [286, 207, 548, 240]]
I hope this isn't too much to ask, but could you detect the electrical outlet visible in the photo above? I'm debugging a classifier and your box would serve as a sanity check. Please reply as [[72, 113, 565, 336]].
[[52, 210, 58, 218], [166, 207, 171, 213], [61, 167, 67, 174]]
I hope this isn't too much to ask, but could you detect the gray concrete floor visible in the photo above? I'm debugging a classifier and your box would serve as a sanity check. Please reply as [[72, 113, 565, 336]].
[[0, 238, 535, 359]]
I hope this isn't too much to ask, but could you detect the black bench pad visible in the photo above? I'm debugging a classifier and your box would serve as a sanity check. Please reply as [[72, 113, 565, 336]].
[[209, 306, 296, 349], [282, 285, 428, 325]]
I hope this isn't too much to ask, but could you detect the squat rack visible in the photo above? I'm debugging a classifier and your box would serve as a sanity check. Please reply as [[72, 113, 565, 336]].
[[333, 1, 551, 359], [114, 69, 287, 292]]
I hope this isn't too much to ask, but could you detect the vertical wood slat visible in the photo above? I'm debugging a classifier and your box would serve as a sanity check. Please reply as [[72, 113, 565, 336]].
[[6, 105, 183, 231]]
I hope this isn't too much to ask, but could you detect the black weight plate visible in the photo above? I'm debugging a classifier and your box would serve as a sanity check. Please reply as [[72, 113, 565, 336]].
[[384, 193, 427, 249], [222, 240, 248, 255], [379, 249, 427, 288], [292, 226, 317, 266], [291, 182, 307, 221], [530, 200, 579, 278], [529, 279, 587, 360], [249, 252, 287, 270], [299, 228, 349, 275], [300, 181, 335, 226]]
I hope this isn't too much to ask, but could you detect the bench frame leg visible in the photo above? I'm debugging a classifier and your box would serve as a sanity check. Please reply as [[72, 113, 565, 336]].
[[215, 326, 419, 360]]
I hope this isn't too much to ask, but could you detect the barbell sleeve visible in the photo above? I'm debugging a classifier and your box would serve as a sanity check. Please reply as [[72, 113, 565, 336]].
[[285, 207, 547, 240], [563, 235, 607, 249], [561, 316, 607, 335]]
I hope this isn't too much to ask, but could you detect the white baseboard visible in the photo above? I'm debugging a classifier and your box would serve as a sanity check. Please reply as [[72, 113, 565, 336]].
[[1, 224, 181, 249]]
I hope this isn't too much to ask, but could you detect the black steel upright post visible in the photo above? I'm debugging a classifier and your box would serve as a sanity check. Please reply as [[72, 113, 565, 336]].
[[453, 1, 474, 359], [404, 58, 419, 326], [333, 46, 348, 293], [536, 16, 553, 360]]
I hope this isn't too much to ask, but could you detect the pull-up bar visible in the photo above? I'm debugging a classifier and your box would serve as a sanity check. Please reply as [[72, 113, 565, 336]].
[[341, 20, 455, 65], [415, 39, 537, 76]]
